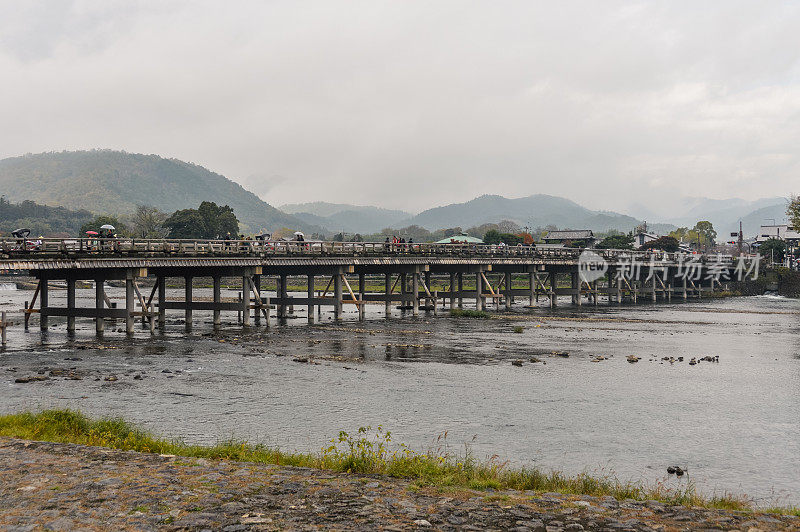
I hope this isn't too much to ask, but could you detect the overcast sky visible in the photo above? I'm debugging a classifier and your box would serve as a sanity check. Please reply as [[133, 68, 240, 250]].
[[1, 1, 799, 215]]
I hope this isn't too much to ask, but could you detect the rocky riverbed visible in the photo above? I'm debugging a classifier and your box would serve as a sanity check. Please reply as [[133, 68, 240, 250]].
[[1, 438, 797, 531]]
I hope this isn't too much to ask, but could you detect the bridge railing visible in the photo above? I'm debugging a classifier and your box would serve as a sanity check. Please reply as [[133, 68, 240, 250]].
[[0, 237, 737, 263]]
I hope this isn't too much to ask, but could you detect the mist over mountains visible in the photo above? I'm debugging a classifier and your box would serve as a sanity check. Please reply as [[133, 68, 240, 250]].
[[0, 151, 790, 239]]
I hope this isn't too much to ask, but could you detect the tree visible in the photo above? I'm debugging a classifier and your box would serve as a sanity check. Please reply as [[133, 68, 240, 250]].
[[80, 215, 125, 236], [484, 229, 522, 245], [640, 236, 680, 252], [596, 233, 634, 249], [668, 227, 689, 241], [759, 238, 786, 263], [518, 232, 534, 245], [163, 201, 239, 239], [483, 229, 502, 245], [131, 205, 168, 238], [788, 195, 800, 229], [693, 221, 717, 250], [162, 209, 206, 238]]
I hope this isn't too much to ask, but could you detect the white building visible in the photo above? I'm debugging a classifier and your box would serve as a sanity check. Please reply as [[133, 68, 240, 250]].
[[754, 224, 800, 245]]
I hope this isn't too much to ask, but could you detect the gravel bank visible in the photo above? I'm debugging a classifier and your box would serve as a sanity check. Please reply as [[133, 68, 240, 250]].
[[0, 438, 797, 531]]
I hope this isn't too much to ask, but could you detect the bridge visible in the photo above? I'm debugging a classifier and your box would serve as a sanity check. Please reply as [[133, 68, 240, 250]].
[[0, 237, 746, 337]]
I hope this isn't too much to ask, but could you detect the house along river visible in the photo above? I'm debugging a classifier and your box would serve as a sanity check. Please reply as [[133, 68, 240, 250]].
[[1, 282, 799, 506]]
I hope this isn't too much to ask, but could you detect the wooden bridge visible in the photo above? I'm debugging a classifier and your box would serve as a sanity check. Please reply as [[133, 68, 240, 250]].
[[0, 238, 744, 335]]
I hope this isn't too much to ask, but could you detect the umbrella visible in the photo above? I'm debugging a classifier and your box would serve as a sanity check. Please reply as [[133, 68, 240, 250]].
[[100, 224, 115, 231], [294, 231, 305, 237], [11, 228, 30, 238], [85, 231, 99, 235]]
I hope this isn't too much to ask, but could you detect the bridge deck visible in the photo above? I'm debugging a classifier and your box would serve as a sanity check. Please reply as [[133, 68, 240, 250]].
[[0, 238, 749, 342]]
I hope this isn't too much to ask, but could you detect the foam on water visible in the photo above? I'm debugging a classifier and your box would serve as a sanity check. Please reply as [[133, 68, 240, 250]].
[[0, 283, 17, 291]]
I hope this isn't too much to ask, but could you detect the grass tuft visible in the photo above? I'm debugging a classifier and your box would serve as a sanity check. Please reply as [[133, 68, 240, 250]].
[[0, 410, 791, 515]]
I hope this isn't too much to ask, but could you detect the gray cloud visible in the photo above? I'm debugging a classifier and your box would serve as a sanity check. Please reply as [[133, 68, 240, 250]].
[[1, 0, 799, 215]]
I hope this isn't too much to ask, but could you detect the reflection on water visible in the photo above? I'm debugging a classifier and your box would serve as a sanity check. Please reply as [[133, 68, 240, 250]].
[[1, 286, 799, 506]]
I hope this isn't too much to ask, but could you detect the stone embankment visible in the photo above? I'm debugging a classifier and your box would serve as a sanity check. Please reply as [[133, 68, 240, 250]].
[[1, 438, 797, 531]]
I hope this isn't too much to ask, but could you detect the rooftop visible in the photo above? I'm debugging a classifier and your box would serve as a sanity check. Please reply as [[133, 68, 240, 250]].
[[543, 230, 594, 241]]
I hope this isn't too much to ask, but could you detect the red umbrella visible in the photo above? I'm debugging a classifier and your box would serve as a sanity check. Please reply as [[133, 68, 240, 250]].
[[85, 231, 99, 235]]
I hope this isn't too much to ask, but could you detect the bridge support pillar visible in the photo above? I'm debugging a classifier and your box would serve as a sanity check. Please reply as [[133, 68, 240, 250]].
[[157, 277, 166, 328], [212, 276, 221, 328], [184, 276, 193, 330], [242, 274, 251, 327], [334, 270, 343, 320], [66, 278, 76, 333], [457, 272, 463, 308], [424, 271, 432, 312], [39, 278, 48, 330], [449, 272, 456, 310], [400, 273, 407, 313], [505, 272, 512, 310], [308, 275, 315, 323], [571, 272, 580, 306], [549, 271, 557, 308], [683, 277, 688, 300], [95, 278, 105, 334], [253, 274, 261, 326], [412, 267, 419, 316], [277, 274, 287, 318], [475, 271, 483, 311], [384, 273, 392, 317], [358, 273, 366, 321], [529, 272, 535, 306], [125, 276, 134, 334]]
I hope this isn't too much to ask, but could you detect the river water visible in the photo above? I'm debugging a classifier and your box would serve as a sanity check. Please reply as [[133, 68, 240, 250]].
[[1, 283, 798, 506]]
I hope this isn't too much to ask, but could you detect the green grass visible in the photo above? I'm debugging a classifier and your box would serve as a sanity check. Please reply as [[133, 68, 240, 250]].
[[1, 409, 794, 515], [513, 326, 524, 333], [450, 309, 491, 319]]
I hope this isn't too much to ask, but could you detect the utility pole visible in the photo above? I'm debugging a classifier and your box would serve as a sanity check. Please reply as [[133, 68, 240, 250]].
[[737, 221, 743, 257]]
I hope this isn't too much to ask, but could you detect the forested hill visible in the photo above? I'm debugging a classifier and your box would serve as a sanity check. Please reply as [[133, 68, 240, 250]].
[[0, 151, 315, 233], [0, 197, 93, 237]]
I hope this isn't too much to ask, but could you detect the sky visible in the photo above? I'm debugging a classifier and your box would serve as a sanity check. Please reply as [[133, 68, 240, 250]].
[[1, 1, 799, 216]]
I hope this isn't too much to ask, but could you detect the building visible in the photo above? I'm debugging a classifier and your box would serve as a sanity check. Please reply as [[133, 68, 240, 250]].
[[542, 230, 595, 247], [434, 234, 484, 244], [633, 231, 659, 249], [754, 224, 800, 245]]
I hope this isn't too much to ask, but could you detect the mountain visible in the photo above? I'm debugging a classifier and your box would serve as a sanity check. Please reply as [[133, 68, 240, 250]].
[[663, 197, 789, 237], [394, 194, 651, 233], [0, 150, 319, 233], [280, 201, 411, 234]]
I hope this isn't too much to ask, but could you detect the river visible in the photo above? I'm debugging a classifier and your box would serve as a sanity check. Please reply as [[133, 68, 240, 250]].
[[1, 283, 798, 506]]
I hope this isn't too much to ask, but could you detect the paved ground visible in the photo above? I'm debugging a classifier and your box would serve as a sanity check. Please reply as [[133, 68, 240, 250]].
[[0, 438, 797, 531]]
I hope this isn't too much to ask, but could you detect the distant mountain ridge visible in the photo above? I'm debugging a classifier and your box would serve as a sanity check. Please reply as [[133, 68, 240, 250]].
[[663, 196, 789, 236], [393, 194, 657, 233], [0, 150, 320, 233], [280, 201, 411, 234]]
